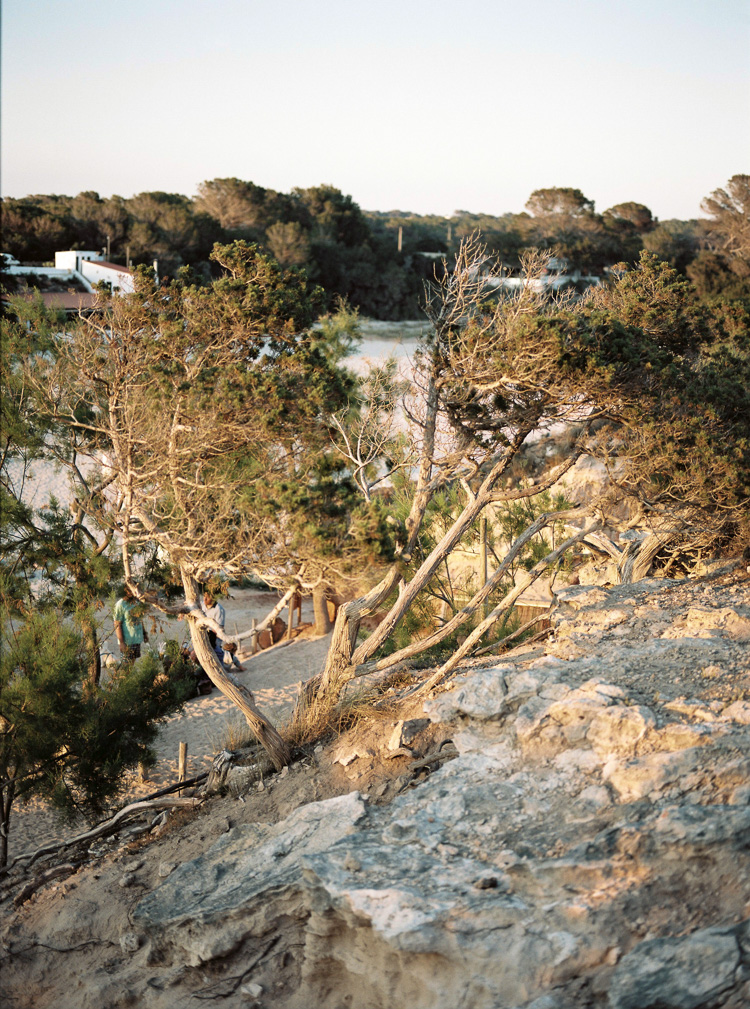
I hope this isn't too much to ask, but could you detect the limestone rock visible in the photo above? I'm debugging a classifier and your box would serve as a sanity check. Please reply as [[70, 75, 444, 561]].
[[553, 584, 610, 610], [6, 572, 750, 1009], [122, 859, 145, 873], [332, 743, 375, 766], [133, 791, 367, 965], [387, 718, 431, 751], [661, 606, 750, 641], [588, 704, 656, 756], [240, 982, 263, 998], [424, 666, 511, 722], [603, 746, 720, 803], [119, 932, 140, 954], [608, 925, 742, 1009], [721, 700, 750, 724]]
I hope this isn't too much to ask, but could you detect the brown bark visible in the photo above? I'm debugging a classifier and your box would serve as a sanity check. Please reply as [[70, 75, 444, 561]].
[[312, 584, 332, 636], [82, 619, 101, 687], [1, 778, 14, 869], [294, 566, 402, 713], [230, 586, 297, 647], [308, 368, 444, 702], [349, 448, 524, 667], [618, 532, 674, 583], [181, 570, 290, 770], [351, 508, 583, 681], [417, 520, 600, 694]]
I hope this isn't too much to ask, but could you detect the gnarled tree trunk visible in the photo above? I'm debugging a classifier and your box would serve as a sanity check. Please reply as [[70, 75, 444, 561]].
[[294, 567, 402, 714], [312, 584, 332, 636], [1, 778, 15, 870], [181, 570, 290, 770]]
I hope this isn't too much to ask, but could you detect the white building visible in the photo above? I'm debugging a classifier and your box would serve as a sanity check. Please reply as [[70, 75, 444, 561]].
[[54, 250, 135, 293], [2, 249, 137, 313]]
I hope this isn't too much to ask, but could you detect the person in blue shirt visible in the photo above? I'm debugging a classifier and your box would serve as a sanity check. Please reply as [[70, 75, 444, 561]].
[[113, 585, 148, 661]]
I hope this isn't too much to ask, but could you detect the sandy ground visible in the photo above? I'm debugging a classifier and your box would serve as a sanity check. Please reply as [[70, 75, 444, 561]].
[[7, 589, 333, 863]]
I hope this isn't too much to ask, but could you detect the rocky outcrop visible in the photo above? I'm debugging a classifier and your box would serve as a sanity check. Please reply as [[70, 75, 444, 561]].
[[3, 568, 750, 1008], [134, 791, 368, 965], [129, 570, 750, 1007]]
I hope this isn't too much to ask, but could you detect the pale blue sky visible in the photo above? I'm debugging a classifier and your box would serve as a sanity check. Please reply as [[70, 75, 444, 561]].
[[2, 0, 748, 219]]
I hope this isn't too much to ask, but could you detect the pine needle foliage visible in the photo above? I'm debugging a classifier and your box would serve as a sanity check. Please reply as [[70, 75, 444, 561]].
[[0, 609, 193, 866]]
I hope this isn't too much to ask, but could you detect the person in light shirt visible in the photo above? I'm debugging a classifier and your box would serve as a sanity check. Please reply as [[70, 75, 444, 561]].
[[201, 591, 244, 671]]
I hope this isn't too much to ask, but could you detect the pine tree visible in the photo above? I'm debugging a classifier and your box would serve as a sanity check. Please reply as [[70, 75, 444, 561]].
[[0, 609, 193, 867]]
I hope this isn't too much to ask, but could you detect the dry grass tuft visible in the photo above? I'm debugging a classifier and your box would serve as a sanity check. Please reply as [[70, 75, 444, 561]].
[[204, 714, 256, 754], [381, 669, 416, 691], [206, 680, 395, 758], [281, 683, 383, 748]]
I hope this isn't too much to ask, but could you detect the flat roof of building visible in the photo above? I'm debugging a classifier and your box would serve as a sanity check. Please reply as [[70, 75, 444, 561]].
[[85, 260, 133, 275], [3, 291, 98, 312]]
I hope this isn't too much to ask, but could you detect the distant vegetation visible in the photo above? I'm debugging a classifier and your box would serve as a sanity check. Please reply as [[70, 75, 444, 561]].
[[2, 175, 748, 317]]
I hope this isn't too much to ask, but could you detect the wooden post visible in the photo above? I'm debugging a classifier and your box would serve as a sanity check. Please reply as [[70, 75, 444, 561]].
[[480, 516, 488, 619], [178, 741, 188, 794], [251, 617, 258, 655], [287, 597, 294, 639]]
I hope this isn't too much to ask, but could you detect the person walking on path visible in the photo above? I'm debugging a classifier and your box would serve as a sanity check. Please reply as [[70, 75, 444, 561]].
[[113, 585, 147, 661], [201, 591, 226, 659], [201, 590, 247, 676]]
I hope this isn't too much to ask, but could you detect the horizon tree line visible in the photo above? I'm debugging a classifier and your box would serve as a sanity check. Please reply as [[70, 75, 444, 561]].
[[3, 175, 748, 315]]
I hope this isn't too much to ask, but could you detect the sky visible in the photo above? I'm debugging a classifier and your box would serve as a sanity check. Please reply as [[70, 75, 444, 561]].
[[2, 0, 749, 221]]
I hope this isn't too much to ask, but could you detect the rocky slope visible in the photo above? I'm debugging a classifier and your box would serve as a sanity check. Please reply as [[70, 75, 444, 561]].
[[2, 564, 750, 1009]]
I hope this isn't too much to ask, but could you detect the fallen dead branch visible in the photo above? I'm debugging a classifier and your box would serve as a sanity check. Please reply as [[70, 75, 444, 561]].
[[13, 863, 81, 907], [140, 772, 209, 801], [3, 796, 203, 876], [409, 745, 459, 771]]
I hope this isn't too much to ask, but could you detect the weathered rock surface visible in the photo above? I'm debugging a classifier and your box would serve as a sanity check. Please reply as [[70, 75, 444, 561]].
[[134, 791, 367, 964], [3, 567, 750, 1008], [607, 924, 744, 1009]]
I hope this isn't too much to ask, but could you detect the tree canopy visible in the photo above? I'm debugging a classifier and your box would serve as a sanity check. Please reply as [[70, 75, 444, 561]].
[[3, 215, 749, 782], [0, 609, 192, 866], [11, 242, 372, 767], [301, 240, 750, 710], [7, 175, 746, 317]]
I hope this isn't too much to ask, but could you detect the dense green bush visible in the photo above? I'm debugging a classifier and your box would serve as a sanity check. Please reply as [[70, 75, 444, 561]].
[[0, 611, 193, 865]]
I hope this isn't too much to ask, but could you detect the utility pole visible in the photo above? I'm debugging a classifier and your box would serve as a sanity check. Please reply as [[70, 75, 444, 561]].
[[397, 226, 403, 253]]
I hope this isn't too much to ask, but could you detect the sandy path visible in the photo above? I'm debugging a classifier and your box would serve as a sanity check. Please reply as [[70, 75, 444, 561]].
[[6, 590, 333, 863]]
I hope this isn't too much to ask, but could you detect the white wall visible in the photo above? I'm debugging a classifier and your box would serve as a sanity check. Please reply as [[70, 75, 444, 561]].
[[55, 250, 103, 271], [81, 261, 135, 293], [3, 265, 79, 280]]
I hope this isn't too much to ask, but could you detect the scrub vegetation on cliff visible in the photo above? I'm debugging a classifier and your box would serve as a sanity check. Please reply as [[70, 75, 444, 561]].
[[2, 199, 749, 861]]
